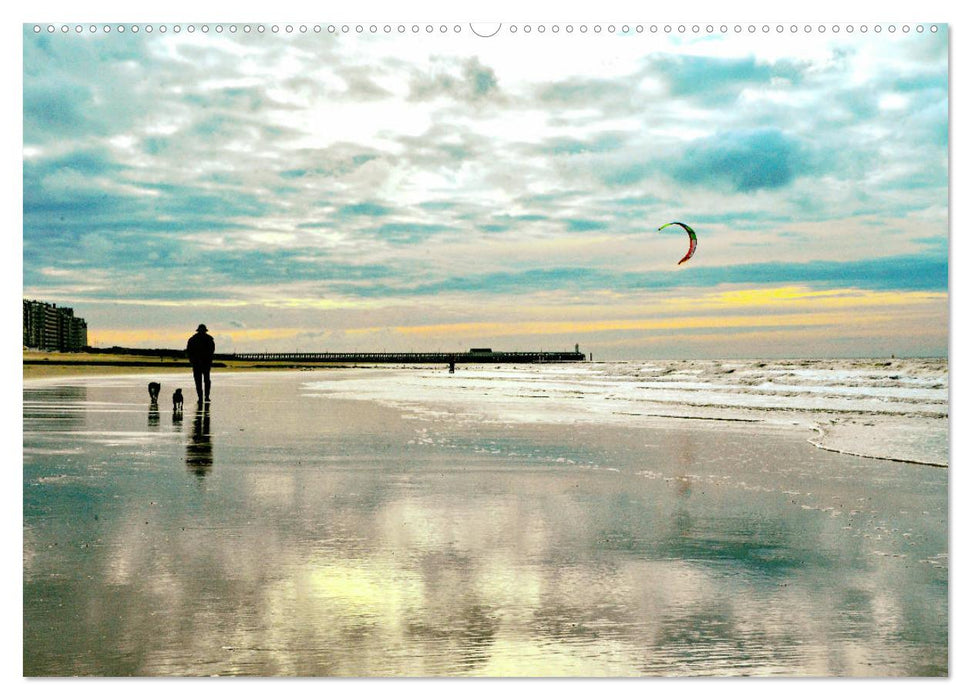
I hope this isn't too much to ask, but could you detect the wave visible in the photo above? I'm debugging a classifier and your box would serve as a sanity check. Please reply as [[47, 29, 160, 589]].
[[305, 358, 949, 467]]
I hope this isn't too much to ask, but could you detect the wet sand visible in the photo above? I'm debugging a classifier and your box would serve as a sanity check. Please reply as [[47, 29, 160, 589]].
[[23, 371, 947, 676], [22, 350, 349, 380]]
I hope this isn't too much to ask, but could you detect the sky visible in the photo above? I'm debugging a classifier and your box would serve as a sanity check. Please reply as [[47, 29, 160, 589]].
[[21, 21, 949, 359]]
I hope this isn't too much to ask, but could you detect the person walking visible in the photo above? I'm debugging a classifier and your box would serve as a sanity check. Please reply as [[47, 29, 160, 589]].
[[186, 324, 215, 404]]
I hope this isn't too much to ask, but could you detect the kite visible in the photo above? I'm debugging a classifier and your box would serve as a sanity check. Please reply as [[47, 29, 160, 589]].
[[658, 221, 697, 265]]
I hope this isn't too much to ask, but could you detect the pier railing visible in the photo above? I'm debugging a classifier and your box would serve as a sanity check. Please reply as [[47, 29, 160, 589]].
[[227, 351, 585, 364], [75, 346, 586, 364]]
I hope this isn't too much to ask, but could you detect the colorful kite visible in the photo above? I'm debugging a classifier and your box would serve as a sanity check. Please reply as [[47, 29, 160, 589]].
[[658, 221, 698, 265]]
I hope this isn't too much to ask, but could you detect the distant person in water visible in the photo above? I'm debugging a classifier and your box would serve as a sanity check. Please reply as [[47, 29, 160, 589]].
[[186, 324, 215, 404]]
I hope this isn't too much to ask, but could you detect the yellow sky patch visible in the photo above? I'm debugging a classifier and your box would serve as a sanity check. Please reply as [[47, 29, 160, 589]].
[[683, 286, 946, 310], [343, 286, 945, 339], [386, 311, 897, 339]]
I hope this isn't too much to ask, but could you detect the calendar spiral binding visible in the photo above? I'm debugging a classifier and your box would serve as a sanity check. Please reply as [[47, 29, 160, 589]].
[[30, 22, 943, 37]]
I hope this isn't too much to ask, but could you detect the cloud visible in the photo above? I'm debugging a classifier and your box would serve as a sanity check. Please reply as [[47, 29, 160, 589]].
[[583, 130, 813, 193], [338, 202, 395, 218], [539, 132, 629, 156], [408, 56, 500, 102], [464, 57, 499, 97], [278, 148, 381, 181], [341, 252, 948, 299], [673, 253, 948, 293], [23, 81, 94, 137], [333, 65, 394, 100], [648, 54, 806, 103], [536, 76, 634, 105], [564, 219, 609, 233], [23, 33, 152, 142], [370, 222, 456, 244], [675, 128, 812, 193]]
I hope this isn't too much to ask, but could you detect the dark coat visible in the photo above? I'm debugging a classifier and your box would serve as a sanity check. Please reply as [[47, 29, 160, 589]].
[[186, 332, 215, 367]]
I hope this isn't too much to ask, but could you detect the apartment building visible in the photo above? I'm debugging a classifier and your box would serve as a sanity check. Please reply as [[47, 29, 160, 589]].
[[23, 299, 88, 351]]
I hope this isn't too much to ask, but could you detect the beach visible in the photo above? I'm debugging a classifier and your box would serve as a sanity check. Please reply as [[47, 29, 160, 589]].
[[23, 363, 948, 676], [22, 350, 344, 380]]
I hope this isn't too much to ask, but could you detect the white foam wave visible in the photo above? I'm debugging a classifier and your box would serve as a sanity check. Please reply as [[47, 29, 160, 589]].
[[304, 358, 948, 467]]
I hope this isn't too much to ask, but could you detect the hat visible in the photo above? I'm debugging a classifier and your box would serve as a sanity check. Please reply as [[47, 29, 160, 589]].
[[196, 324, 208, 332]]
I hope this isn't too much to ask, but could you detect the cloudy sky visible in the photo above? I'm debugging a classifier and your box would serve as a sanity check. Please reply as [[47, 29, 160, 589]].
[[22, 23, 948, 359]]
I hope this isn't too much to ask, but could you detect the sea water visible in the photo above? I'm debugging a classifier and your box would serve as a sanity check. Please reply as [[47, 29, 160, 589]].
[[308, 357, 948, 466]]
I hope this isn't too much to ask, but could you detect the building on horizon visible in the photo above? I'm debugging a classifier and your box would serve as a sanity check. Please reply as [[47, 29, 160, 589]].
[[23, 299, 88, 351]]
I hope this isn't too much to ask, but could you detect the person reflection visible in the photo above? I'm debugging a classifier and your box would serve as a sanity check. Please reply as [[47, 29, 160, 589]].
[[148, 403, 160, 428], [675, 431, 695, 499], [186, 404, 213, 479], [673, 432, 694, 538]]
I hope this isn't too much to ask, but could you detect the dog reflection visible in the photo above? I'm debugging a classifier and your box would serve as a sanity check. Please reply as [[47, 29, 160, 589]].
[[186, 404, 213, 478]]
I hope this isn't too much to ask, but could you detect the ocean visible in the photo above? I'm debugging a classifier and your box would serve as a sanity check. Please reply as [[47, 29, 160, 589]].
[[309, 357, 948, 466]]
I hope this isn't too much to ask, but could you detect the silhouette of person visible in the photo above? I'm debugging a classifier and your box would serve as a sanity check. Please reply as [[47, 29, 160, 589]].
[[186, 324, 215, 404]]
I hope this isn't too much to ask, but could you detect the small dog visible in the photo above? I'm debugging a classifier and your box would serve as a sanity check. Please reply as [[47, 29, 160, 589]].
[[173, 388, 184, 412], [148, 382, 161, 403]]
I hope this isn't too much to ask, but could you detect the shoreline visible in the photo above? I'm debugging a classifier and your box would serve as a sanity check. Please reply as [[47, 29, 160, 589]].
[[23, 354, 948, 469], [807, 428, 948, 468]]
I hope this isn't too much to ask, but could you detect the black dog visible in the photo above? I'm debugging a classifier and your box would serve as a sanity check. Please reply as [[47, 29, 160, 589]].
[[173, 388, 184, 412], [148, 382, 161, 403]]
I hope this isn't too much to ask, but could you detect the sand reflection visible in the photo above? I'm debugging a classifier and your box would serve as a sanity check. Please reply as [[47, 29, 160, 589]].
[[23, 373, 948, 677]]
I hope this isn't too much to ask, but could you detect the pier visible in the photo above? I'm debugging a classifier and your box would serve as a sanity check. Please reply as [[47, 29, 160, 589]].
[[228, 349, 586, 364], [68, 345, 588, 365]]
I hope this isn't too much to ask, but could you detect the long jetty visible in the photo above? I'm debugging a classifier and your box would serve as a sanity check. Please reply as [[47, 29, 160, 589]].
[[75, 346, 587, 364], [229, 350, 585, 364]]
